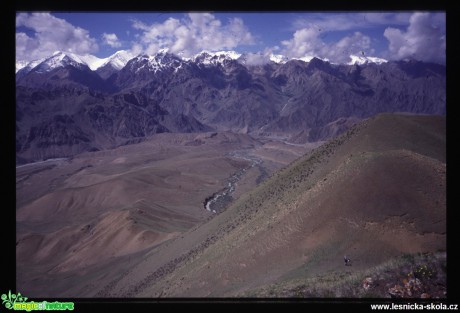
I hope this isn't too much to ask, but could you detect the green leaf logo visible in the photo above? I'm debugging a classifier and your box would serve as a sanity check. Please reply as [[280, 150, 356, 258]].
[[1, 290, 28, 310]]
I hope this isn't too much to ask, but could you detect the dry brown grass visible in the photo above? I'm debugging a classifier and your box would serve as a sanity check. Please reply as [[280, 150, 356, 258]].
[[243, 252, 446, 298]]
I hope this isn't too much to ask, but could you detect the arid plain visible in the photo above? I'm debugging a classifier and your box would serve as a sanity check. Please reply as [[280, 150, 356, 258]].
[[16, 131, 317, 296]]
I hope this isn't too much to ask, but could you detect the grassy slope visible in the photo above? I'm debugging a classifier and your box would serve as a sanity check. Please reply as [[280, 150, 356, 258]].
[[123, 113, 446, 298], [244, 251, 446, 298]]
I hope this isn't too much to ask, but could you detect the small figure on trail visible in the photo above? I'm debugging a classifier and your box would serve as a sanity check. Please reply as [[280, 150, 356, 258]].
[[344, 255, 351, 266]]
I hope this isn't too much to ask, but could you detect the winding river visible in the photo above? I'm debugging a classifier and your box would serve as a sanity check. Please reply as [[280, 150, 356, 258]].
[[204, 151, 263, 214]]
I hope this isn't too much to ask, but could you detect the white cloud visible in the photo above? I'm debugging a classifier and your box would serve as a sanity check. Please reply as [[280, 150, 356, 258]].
[[281, 28, 373, 64], [281, 28, 324, 58], [383, 12, 446, 64], [292, 13, 411, 33], [285, 12, 445, 64], [362, 13, 411, 26], [292, 14, 360, 32], [102, 33, 122, 48], [16, 13, 98, 61], [333, 32, 373, 55], [130, 43, 144, 56], [131, 13, 254, 57], [242, 49, 273, 66], [131, 19, 150, 31]]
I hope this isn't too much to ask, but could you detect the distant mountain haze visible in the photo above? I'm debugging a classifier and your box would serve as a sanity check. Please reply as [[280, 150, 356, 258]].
[[16, 50, 445, 164]]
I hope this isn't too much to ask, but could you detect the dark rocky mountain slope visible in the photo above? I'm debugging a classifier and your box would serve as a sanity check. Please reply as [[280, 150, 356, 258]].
[[16, 52, 445, 164]]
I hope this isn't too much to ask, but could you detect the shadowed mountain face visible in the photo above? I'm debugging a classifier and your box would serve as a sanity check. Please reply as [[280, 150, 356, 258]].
[[17, 113, 445, 297], [16, 54, 445, 164]]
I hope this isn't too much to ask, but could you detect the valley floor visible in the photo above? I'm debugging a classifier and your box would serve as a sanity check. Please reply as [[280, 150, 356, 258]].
[[16, 131, 316, 297]]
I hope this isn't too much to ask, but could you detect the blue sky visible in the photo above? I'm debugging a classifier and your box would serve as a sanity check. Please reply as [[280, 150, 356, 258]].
[[16, 12, 446, 64]]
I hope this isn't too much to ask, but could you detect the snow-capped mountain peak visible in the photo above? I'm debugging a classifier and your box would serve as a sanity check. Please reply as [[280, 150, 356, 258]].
[[16, 57, 48, 74], [213, 50, 242, 60], [16, 52, 87, 74], [348, 54, 388, 65], [103, 50, 134, 70], [192, 50, 242, 66], [16, 50, 393, 80], [269, 54, 289, 64], [31, 51, 88, 73], [292, 55, 331, 63], [76, 54, 105, 71], [56, 50, 134, 71], [16, 50, 136, 75], [128, 51, 184, 73], [16, 60, 32, 73], [86, 50, 135, 71]]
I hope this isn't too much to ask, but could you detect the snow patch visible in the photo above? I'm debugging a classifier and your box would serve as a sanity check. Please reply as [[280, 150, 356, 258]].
[[16, 50, 135, 74], [269, 54, 289, 64], [192, 50, 242, 66], [348, 54, 388, 65], [16, 50, 390, 76]]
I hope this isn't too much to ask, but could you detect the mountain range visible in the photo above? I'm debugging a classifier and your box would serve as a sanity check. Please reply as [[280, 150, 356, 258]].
[[16, 50, 446, 164]]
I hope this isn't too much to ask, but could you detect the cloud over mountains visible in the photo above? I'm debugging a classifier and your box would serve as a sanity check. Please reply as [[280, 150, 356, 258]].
[[384, 12, 446, 64], [16, 13, 99, 61], [16, 12, 446, 65]]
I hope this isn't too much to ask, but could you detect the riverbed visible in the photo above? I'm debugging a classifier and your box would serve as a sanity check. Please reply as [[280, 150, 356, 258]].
[[203, 150, 264, 214]]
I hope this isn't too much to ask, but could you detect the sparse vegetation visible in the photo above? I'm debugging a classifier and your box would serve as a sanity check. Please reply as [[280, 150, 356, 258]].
[[241, 252, 446, 298]]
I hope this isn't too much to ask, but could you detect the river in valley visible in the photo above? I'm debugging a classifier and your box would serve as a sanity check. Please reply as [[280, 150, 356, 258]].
[[203, 150, 265, 214]]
